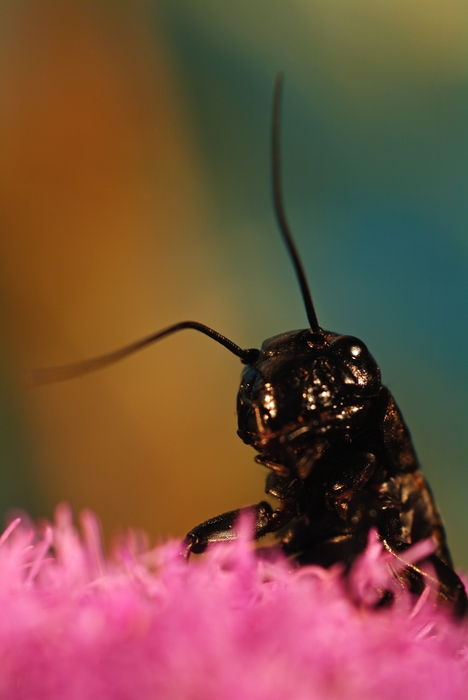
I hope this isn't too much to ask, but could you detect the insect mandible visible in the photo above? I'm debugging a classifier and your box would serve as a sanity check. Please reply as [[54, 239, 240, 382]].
[[32, 75, 467, 615]]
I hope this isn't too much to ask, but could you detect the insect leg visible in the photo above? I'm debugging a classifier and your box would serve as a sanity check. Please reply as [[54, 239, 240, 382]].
[[382, 539, 467, 616], [182, 500, 295, 557]]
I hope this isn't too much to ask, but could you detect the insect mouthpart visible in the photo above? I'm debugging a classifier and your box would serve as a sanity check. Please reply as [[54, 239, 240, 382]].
[[254, 427, 330, 481], [254, 453, 291, 479]]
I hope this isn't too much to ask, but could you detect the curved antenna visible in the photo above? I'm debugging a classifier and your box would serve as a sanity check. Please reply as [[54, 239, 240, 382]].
[[272, 73, 320, 333], [28, 322, 259, 386]]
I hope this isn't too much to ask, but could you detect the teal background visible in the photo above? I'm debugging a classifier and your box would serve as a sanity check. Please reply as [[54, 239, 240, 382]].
[[159, 2, 468, 564]]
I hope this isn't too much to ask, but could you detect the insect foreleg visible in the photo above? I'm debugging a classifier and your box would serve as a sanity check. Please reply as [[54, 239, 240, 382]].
[[382, 540, 467, 616], [182, 500, 295, 557]]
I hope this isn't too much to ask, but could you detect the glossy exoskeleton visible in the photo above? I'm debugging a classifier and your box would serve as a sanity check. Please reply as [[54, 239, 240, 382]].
[[32, 75, 466, 615], [190, 328, 466, 612]]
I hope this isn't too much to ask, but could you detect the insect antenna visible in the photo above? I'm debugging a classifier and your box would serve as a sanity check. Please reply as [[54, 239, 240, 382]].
[[29, 75, 316, 386], [272, 73, 320, 333], [28, 321, 258, 386]]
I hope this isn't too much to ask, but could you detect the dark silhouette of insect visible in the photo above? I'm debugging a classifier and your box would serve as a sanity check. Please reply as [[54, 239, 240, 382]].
[[32, 75, 466, 615]]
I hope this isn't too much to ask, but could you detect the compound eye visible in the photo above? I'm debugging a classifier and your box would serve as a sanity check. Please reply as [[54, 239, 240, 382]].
[[239, 367, 257, 398], [329, 335, 381, 395], [237, 368, 263, 444]]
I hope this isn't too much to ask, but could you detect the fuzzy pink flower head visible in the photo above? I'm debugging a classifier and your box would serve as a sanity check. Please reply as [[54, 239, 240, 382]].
[[0, 506, 467, 700]]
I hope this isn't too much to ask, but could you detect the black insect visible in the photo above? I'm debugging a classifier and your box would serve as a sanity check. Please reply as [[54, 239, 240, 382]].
[[33, 75, 466, 615]]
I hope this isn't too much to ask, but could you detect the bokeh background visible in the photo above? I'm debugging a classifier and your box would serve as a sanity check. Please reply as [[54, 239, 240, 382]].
[[0, 1, 467, 565]]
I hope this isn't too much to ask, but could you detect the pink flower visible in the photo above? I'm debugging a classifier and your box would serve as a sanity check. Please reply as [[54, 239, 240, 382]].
[[0, 505, 467, 700]]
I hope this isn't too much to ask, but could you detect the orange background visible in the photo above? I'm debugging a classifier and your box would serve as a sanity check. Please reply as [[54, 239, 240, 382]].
[[0, 3, 263, 541]]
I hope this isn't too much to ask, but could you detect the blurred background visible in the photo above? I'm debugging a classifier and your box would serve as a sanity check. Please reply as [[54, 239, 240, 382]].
[[0, 1, 467, 564]]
